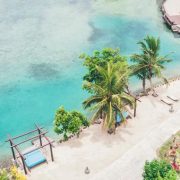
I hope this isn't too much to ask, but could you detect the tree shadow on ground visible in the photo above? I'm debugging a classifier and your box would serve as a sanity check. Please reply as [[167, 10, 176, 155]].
[[89, 123, 134, 147]]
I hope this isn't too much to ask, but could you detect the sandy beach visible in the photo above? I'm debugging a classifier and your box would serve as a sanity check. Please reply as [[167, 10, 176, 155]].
[[27, 80, 180, 180]]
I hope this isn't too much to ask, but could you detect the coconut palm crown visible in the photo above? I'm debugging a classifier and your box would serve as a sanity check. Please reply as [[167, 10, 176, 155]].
[[83, 61, 135, 132], [131, 35, 172, 93]]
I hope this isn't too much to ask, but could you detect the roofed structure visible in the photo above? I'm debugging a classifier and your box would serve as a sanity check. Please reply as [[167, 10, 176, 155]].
[[6, 124, 55, 174]]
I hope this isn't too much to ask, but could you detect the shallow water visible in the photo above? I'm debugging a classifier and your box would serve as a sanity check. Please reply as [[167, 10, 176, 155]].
[[0, 0, 180, 157]]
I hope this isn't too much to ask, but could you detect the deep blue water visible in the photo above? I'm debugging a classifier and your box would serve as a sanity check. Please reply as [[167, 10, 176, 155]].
[[0, 0, 180, 158]]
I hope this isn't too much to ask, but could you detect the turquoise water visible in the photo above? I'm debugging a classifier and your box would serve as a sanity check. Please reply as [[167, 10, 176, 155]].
[[0, 0, 180, 158]]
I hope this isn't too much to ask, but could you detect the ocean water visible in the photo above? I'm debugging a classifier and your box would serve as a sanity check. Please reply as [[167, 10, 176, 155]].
[[0, 0, 180, 158]]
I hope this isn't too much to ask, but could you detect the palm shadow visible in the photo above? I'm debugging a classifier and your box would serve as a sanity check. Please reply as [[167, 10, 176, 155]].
[[89, 123, 134, 147]]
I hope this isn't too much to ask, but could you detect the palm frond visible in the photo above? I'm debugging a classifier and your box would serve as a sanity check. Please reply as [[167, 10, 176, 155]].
[[83, 81, 104, 94], [83, 95, 103, 109]]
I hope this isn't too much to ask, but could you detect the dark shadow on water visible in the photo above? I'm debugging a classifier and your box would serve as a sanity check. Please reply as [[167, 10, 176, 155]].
[[88, 22, 106, 42], [88, 16, 150, 52], [156, 0, 164, 7], [161, 17, 180, 39], [28, 63, 60, 81], [173, 33, 180, 38]]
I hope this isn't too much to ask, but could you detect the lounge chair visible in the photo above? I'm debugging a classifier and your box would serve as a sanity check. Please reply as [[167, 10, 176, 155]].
[[160, 98, 173, 106], [24, 149, 47, 169], [167, 95, 179, 102], [115, 112, 131, 127]]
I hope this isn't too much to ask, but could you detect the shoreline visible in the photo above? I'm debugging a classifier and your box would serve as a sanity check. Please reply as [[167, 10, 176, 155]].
[[132, 74, 180, 96], [92, 110, 180, 180], [0, 156, 12, 169], [0, 76, 180, 179], [28, 78, 180, 180], [161, 0, 180, 33], [1, 75, 180, 167]]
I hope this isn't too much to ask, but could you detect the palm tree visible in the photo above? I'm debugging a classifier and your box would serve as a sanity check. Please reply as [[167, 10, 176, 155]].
[[131, 36, 172, 94], [83, 61, 135, 133], [131, 55, 150, 94]]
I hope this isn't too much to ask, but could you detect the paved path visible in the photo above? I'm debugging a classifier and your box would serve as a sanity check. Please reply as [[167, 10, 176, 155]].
[[91, 110, 180, 180]]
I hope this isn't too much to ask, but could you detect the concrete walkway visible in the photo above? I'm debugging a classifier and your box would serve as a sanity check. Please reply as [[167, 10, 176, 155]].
[[91, 110, 180, 180]]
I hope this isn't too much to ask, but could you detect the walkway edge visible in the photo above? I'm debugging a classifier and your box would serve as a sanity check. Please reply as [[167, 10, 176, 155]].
[[91, 111, 180, 180]]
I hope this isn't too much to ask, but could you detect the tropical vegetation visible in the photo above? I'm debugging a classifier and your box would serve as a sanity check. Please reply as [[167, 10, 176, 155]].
[[158, 131, 180, 173], [53, 36, 172, 136], [0, 166, 26, 180], [143, 159, 177, 180], [54, 107, 89, 140], [80, 48, 128, 92], [83, 61, 135, 133], [131, 35, 172, 94]]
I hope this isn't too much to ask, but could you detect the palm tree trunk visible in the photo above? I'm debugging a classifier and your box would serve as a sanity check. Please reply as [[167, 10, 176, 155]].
[[134, 99, 137, 117], [142, 77, 146, 94], [126, 85, 131, 94], [100, 109, 103, 119], [149, 76, 152, 90], [149, 68, 155, 94], [149, 76, 156, 95]]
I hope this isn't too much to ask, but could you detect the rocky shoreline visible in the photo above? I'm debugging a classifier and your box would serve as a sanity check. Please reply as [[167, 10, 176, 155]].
[[0, 157, 12, 169]]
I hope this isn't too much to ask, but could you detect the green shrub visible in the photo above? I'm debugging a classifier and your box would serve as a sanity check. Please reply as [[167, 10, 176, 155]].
[[143, 159, 177, 180], [79, 48, 127, 93], [0, 169, 9, 180], [71, 111, 89, 128], [54, 107, 88, 140], [0, 166, 27, 180], [161, 169, 178, 180]]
